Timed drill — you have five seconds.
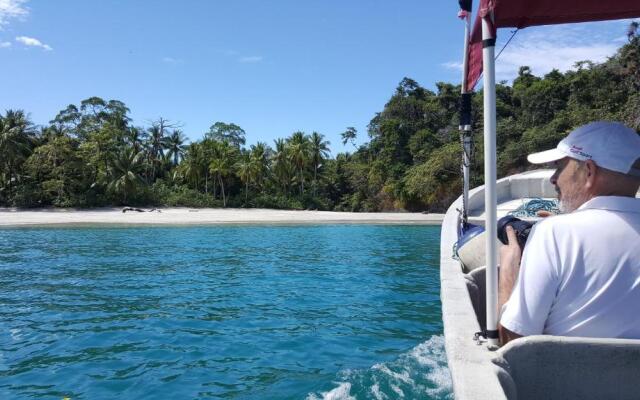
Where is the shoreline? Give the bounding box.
[0,207,444,227]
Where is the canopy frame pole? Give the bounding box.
[459,11,473,229]
[482,15,499,346]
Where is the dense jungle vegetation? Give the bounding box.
[1,37,639,212]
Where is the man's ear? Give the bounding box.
[584,160,598,189]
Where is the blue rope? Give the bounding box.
[508,198,559,218]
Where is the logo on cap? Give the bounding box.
[569,145,592,159]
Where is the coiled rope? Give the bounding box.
[508,198,559,218]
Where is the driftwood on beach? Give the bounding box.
[122,207,161,213]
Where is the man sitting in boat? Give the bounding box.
[497,121,640,344]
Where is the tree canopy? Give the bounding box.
[1,37,639,211]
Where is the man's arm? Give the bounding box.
[498,226,523,345]
[498,226,521,310]
[499,220,561,344]
[499,326,522,344]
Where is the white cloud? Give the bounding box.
[613,35,629,44]
[221,50,264,63]
[0,40,10,47]
[493,24,619,81]
[442,21,628,84]
[441,61,463,71]
[0,0,28,29]
[238,56,263,63]
[495,42,616,81]
[16,35,52,50]
[162,56,183,64]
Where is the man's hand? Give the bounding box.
[498,226,523,344]
[499,226,522,301]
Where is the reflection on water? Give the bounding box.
[0,225,450,399]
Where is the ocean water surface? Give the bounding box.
[0,224,451,399]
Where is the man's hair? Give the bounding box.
[591,161,640,196]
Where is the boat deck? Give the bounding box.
[440,169,640,400]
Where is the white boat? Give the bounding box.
[441,1,640,398]
[440,171,640,399]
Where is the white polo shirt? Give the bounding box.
[500,196,640,338]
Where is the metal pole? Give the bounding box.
[462,134,471,224]
[459,13,472,227]
[482,15,499,346]
[461,13,471,94]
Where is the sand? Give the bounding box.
[0,207,444,227]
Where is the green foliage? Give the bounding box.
[22,134,86,207]
[251,194,304,210]
[340,127,357,148]
[206,122,246,147]
[403,142,462,211]
[151,182,222,208]
[106,148,146,204]
[0,110,37,204]
[2,40,640,212]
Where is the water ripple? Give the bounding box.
[0,225,447,399]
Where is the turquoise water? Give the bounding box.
[0,225,451,399]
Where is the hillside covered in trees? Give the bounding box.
[1,38,639,212]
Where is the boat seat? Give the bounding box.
[507,171,556,199]
[493,335,640,400]
[464,266,487,332]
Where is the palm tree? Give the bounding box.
[272,138,292,195]
[146,124,164,181]
[165,129,187,165]
[249,142,269,191]
[235,153,253,205]
[107,148,145,204]
[126,126,147,153]
[180,143,202,190]
[0,110,36,201]
[201,139,218,195]
[309,131,330,196]
[180,142,205,191]
[146,118,175,181]
[209,141,235,207]
[340,127,358,149]
[287,131,310,195]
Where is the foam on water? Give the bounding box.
[307,382,356,400]
[307,335,453,400]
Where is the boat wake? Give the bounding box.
[307,335,452,400]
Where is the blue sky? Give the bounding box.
[0,1,634,153]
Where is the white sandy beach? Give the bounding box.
[0,208,444,227]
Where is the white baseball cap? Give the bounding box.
[527,121,640,177]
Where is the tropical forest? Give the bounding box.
[1,35,639,212]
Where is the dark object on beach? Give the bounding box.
[122,207,161,213]
[122,207,145,213]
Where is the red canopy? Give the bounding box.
[466,0,640,90]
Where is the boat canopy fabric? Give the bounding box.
[465,0,640,90]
